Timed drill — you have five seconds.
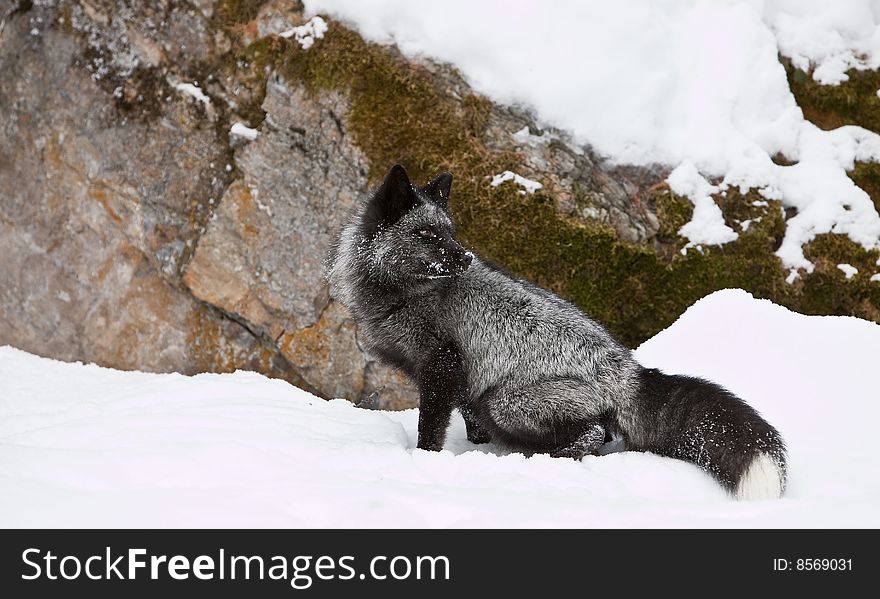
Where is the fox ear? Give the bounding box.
[422,172,453,210]
[372,164,416,226]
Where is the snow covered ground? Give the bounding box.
[304,0,880,275]
[2,289,878,528]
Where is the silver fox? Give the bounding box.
[327,164,787,500]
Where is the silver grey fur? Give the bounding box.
[327,176,641,448]
[327,166,787,498]
[447,261,641,439]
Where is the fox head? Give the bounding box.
[361,164,473,286]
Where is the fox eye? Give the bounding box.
[416,228,434,238]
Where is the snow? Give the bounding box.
[763,0,880,85]
[304,0,880,268]
[511,126,549,149]
[489,170,543,194]
[667,161,738,246]
[279,16,328,49]
[2,289,879,528]
[173,82,211,105]
[837,263,859,279]
[230,122,259,141]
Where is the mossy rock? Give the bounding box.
[849,162,880,213]
[655,190,693,242]
[799,234,880,320]
[784,58,880,132]
[233,21,880,347]
[783,57,880,214]
[214,0,271,32]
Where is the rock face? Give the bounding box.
[483,107,663,244]
[0,0,673,410]
[0,0,422,407]
[0,1,274,376]
[182,76,417,406]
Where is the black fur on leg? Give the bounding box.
[416,341,466,451]
[550,423,606,459]
[459,404,492,444]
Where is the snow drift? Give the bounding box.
[1,290,878,527]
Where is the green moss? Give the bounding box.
[453,185,797,345]
[799,234,880,320]
[274,25,511,188]
[783,56,880,212]
[223,35,283,127]
[784,57,880,132]
[214,0,269,32]
[654,189,692,242]
[240,23,880,346]
[849,162,880,213]
[570,182,589,210]
[567,191,792,345]
[781,57,880,321]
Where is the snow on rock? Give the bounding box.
[2,290,880,527]
[305,0,880,270]
[738,218,755,231]
[667,161,738,247]
[279,16,328,49]
[837,263,858,279]
[230,122,259,141]
[490,170,543,194]
[173,81,211,105]
[511,126,550,148]
[762,0,880,84]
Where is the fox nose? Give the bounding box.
[459,251,473,269]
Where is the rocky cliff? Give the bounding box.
[2,0,878,409]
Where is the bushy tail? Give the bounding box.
[620,368,787,500]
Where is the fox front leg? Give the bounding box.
[416,342,466,451]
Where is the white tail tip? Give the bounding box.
[736,453,785,500]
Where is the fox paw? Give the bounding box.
[550,424,605,460]
[466,429,492,444]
